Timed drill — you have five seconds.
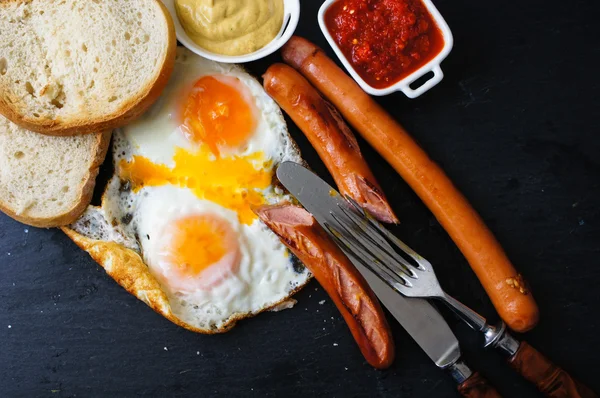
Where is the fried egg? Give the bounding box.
[67,48,310,333]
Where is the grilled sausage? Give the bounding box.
[263,63,397,223]
[255,204,395,369]
[281,36,539,333]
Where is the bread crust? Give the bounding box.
[0,0,177,137]
[0,129,112,227]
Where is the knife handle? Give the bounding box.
[457,372,503,398]
[508,342,597,398]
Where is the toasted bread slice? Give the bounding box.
[0,116,111,227]
[0,0,176,136]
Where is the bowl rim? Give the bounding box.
[318,0,454,98]
[161,0,300,64]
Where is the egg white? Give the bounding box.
[136,186,308,329]
[123,47,301,167]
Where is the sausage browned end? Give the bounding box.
[263,64,398,224]
[281,36,539,333]
[255,204,395,369]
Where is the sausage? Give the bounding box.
[263,64,398,224]
[255,204,395,369]
[282,36,539,333]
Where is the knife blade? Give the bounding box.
[277,161,480,385]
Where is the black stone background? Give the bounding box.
[1,0,599,397]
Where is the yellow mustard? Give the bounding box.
[175,0,285,56]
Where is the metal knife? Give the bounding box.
[277,161,501,397]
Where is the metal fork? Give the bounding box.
[325,196,519,355]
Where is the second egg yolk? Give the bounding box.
[157,214,241,291]
[180,75,257,157]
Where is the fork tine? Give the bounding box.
[340,199,399,252]
[336,238,412,295]
[325,222,414,290]
[330,210,418,282]
[327,213,414,285]
[335,203,421,279]
[344,196,432,272]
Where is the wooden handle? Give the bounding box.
[508,342,598,398]
[458,372,503,398]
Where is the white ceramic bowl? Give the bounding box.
[318,0,454,98]
[161,0,300,63]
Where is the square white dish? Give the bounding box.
[318,0,454,98]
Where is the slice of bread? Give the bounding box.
[0,0,176,136]
[0,116,111,227]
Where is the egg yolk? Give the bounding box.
[120,146,272,225]
[180,75,258,157]
[156,214,241,291]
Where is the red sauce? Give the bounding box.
[325,0,444,89]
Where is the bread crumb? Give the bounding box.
[319,300,325,305]
[333,343,338,347]
[164,347,168,351]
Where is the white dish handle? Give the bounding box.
[398,65,445,99]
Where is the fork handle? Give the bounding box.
[508,342,598,398]
[458,372,503,398]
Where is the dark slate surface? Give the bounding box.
[1,1,599,397]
